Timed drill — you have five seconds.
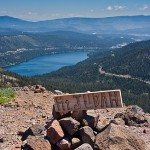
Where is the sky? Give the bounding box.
[0,0,150,21]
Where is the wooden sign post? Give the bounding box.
[54,90,123,112]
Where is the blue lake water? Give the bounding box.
[4,51,89,76]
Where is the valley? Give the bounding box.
[0,15,150,113]
[1,0,150,149]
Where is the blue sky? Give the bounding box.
[0,0,150,21]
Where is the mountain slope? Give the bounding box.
[35,40,150,112]
[0,69,38,88]
[0,15,150,33]
[0,31,103,67]
[0,31,136,67]
[101,40,150,80]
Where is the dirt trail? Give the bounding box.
[99,66,150,85]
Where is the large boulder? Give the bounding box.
[71,110,87,122]
[115,105,149,127]
[82,110,99,128]
[25,136,51,150]
[47,120,64,144]
[79,126,95,147]
[59,117,80,135]
[75,143,93,150]
[94,123,146,150]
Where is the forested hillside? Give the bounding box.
[35,40,150,112]
[0,69,37,88]
[100,40,150,80]
[0,31,135,67]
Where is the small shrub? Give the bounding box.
[0,88,16,103]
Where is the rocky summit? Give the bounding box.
[0,86,150,150]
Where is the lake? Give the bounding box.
[4,51,89,76]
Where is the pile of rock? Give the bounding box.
[114,105,150,127]
[20,105,149,150]
[14,85,46,93]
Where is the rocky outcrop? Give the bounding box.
[94,123,146,150]
[114,105,150,127]
[20,105,146,150]
[0,89,149,150]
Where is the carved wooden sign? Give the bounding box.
[54,90,123,112]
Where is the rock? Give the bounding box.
[82,110,99,128]
[75,143,93,150]
[94,123,146,150]
[43,93,49,97]
[21,124,45,141]
[34,85,46,93]
[10,147,21,150]
[59,117,80,136]
[144,115,150,126]
[143,128,150,134]
[114,106,149,127]
[71,138,82,149]
[71,110,87,122]
[34,88,42,93]
[110,118,125,126]
[56,138,71,150]
[10,142,22,150]
[79,126,95,147]
[127,105,144,113]
[54,90,63,95]
[47,120,64,144]
[35,85,41,89]
[26,136,51,150]
[0,137,4,143]
[52,105,71,120]
[23,86,30,91]
[95,115,108,132]
[40,87,46,92]
[45,116,54,129]
[29,124,45,136]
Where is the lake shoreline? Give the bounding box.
[4,50,90,77]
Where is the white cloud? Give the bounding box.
[107,6,113,11]
[106,5,126,11]
[140,4,149,10]
[114,6,126,11]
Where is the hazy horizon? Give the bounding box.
[0,0,150,21]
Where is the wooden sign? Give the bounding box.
[54,90,123,112]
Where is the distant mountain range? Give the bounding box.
[0,15,150,34]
